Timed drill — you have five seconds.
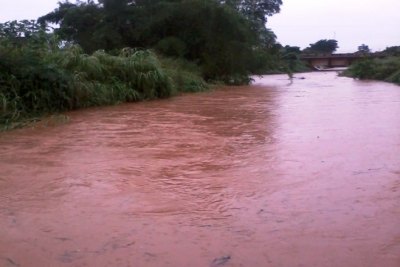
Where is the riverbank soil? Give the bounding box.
[0,72,399,266]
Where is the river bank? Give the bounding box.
[0,46,208,131]
[1,72,399,267]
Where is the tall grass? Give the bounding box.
[0,41,207,129]
[160,57,208,92]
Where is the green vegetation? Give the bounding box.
[303,39,339,54]
[252,45,310,75]
[0,20,206,129]
[344,46,400,84]
[358,44,371,54]
[38,0,282,83]
[344,55,400,85]
[1,0,293,129]
[382,46,400,57]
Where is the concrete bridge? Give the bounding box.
[300,53,367,69]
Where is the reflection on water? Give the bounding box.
[0,72,399,267]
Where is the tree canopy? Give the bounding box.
[382,46,400,56]
[358,44,370,53]
[303,39,339,54]
[38,0,282,82]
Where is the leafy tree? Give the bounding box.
[280,45,310,74]
[382,46,400,56]
[222,0,282,24]
[38,2,106,52]
[38,0,282,82]
[304,39,338,54]
[221,0,281,48]
[0,20,53,48]
[358,44,370,53]
[282,45,301,55]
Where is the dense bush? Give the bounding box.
[0,21,207,128]
[344,56,400,85]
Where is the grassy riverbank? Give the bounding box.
[0,0,296,131]
[343,56,400,85]
[0,41,207,130]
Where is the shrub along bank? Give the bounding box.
[343,56,400,85]
[0,24,207,130]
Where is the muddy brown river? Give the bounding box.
[0,72,399,267]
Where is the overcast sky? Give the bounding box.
[268,0,400,52]
[0,0,399,53]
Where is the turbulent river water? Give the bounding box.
[0,72,399,267]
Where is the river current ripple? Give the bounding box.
[0,72,399,266]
